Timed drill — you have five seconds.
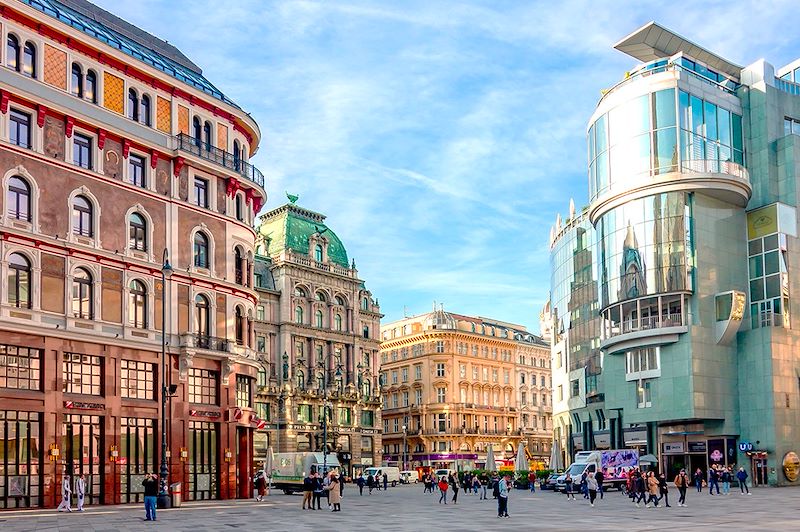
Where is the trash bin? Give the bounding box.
[170,482,182,508]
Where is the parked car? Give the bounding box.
[541,473,561,491]
[400,470,419,484]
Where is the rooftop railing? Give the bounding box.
[174,133,265,189]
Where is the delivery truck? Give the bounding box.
[270,452,341,494]
[556,449,638,492]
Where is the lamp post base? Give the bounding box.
[157,492,171,509]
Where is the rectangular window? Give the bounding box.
[503,370,509,384]
[62,352,102,395]
[401,367,408,382]
[521,391,527,405]
[415,389,422,405]
[257,336,266,352]
[391,370,398,384]
[188,368,218,405]
[194,178,208,208]
[473,367,479,380]
[625,347,661,380]
[637,379,652,408]
[236,375,252,408]
[436,363,445,377]
[492,369,498,382]
[337,407,351,425]
[0,344,41,390]
[392,393,398,408]
[256,306,265,321]
[120,359,154,400]
[128,154,146,187]
[402,391,409,406]
[255,401,270,421]
[435,341,444,353]
[9,110,31,149]
[361,410,374,427]
[557,385,563,402]
[73,133,93,169]
[436,387,446,403]
[460,363,466,378]
[361,436,373,454]
[483,367,488,381]
[570,379,580,398]
[297,404,312,423]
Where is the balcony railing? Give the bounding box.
[173,133,264,189]
[619,312,684,334]
[192,333,230,352]
[681,159,748,180]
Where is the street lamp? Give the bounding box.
[316,358,329,475]
[402,425,407,471]
[158,248,173,509]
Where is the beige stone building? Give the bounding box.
[251,199,383,477]
[379,308,552,472]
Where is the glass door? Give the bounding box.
[120,418,155,503]
[188,421,218,500]
[62,414,103,505]
[0,411,43,508]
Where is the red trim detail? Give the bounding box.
[225,177,240,198]
[37,105,47,128]
[0,92,9,114]
[65,116,75,138]
[122,139,131,159]
[97,129,106,149]
[173,156,185,177]
[150,150,159,169]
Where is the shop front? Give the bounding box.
[0,410,43,509]
[660,426,738,479]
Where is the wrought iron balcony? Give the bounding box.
[192,333,230,352]
[173,133,265,189]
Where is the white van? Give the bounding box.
[434,468,455,479]
[400,470,419,484]
[364,466,401,487]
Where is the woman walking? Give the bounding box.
[674,469,689,507]
[450,474,460,504]
[658,473,671,507]
[586,472,598,507]
[438,476,449,504]
[646,471,660,508]
[564,473,576,500]
[255,472,267,502]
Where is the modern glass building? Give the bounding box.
[549,22,800,486]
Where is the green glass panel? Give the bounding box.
[732,113,743,150]
[719,108,731,146]
[765,274,780,298]
[653,89,676,128]
[679,90,690,129]
[704,101,718,140]
[595,114,607,153]
[749,255,763,278]
[691,95,704,136]
[764,234,778,250]
[654,127,678,173]
[764,250,779,274]
[750,279,764,301]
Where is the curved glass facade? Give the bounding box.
[597,191,693,309]
[550,218,602,375]
[588,88,743,202]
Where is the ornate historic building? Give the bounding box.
[0,0,266,508]
[379,308,552,471]
[252,198,382,478]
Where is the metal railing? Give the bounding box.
[681,159,749,180]
[173,134,264,188]
[192,333,229,352]
[776,77,800,96]
[618,312,684,335]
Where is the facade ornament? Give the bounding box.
[179,352,194,381]
[222,358,235,384]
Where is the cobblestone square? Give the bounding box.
[1,484,796,531]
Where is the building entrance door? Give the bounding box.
[187,421,218,500]
[753,457,768,486]
[237,427,252,499]
[120,418,156,503]
[0,411,43,508]
[62,414,103,505]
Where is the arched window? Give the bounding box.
[314,244,323,262]
[72,267,93,319]
[195,294,210,337]
[193,232,209,268]
[129,279,147,328]
[203,121,212,148]
[234,247,244,284]
[335,295,345,306]
[315,291,326,303]
[7,176,31,221]
[192,117,202,145]
[141,94,151,126]
[235,194,243,221]
[233,140,241,170]
[334,313,343,332]
[315,310,323,328]
[296,370,305,390]
[22,42,35,78]
[362,297,369,310]
[7,252,31,308]
[71,63,83,98]
[129,212,147,251]
[6,35,20,71]
[294,286,307,298]
[235,306,245,345]
[85,70,97,103]
[295,306,304,324]
[127,89,139,121]
[72,195,93,237]
[362,380,371,398]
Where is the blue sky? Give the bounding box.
[96,0,800,332]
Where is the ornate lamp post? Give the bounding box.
[316,358,329,475]
[402,425,407,470]
[158,248,173,509]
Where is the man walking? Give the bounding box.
[480,473,488,499]
[594,469,604,500]
[693,468,704,493]
[383,471,388,491]
[528,471,536,493]
[497,474,510,518]
[721,467,731,495]
[450,473,460,504]
[708,466,720,495]
[674,468,690,507]
[302,470,314,510]
[75,474,86,512]
[375,472,382,491]
[356,473,365,496]
[367,473,375,495]
[57,473,72,512]
[142,472,158,521]
[736,467,750,494]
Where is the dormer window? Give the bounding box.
[314,244,323,263]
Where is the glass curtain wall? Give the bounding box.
[0,411,42,508]
[588,88,743,201]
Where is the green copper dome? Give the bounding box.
[257,203,350,269]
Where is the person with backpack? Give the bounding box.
[367,473,375,495]
[586,472,599,507]
[356,473,365,496]
[491,473,500,499]
[438,476,449,504]
[580,471,588,499]
[497,474,510,518]
[674,468,690,507]
[657,472,671,507]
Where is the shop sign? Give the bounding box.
[739,442,754,452]
[361,429,378,435]
[64,401,104,410]
[361,458,373,465]
[189,409,221,419]
[687,441,706,453]
[783,452,800,482]
[663,442,685,454]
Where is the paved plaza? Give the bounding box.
[0,484,797,531]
